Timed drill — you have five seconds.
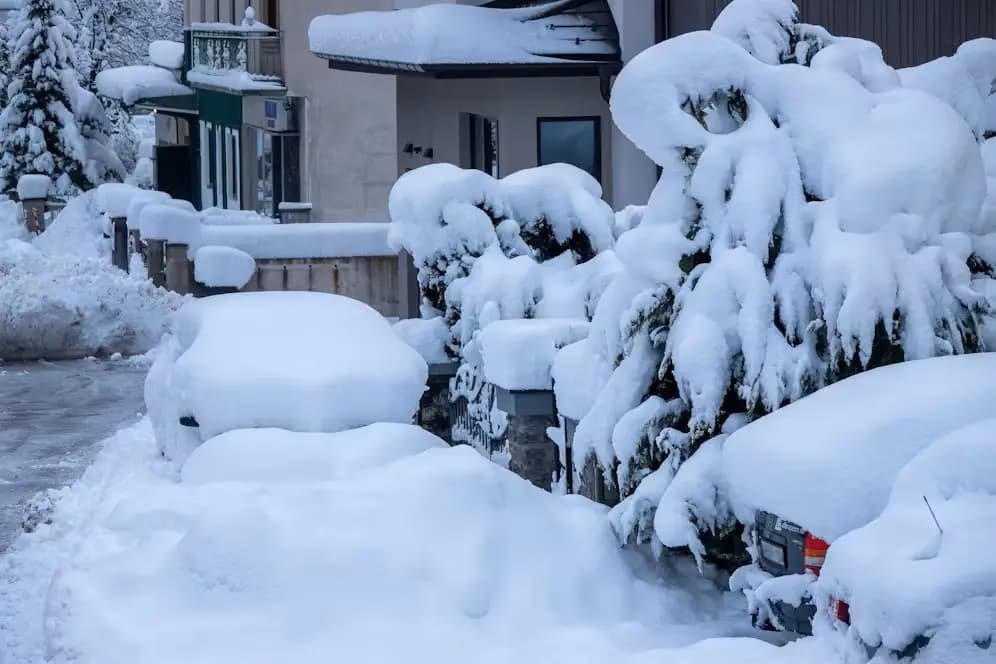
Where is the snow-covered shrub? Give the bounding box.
[389,163,617,454]
[561,0,995,568]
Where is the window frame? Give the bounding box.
[535,115,602,184]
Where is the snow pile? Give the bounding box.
[148,39,184,70]
[16,174,50,200]
[480,318,590,391]
[96,65,193,106]
[146,292,428,461]
[818,417,996,658]
[181,424,448,484]
[551,0,996,562]
[192,245,256,289]
[722,354,996,542]
[308,1,617,66]
[199,221,394,259]
[0,416,757,664]
[0,237,182,360]
[139,203,202,245]
[393,316,450,364]
[200,206,276,226]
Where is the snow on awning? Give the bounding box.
[96,66,193,106]
[308,0,620,76]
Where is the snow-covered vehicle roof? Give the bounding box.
[146,292,429,461]
[819,418,996,656]
[308,0,620,75]
[722,354,996,542]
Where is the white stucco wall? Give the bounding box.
[281,0,398,222]
[397,75,615,203]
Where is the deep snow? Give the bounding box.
[0,193,182,361]
[0,419,805,664]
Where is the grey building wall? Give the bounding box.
[396,75,615,202]
[662,0,996,68]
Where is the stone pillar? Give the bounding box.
[398,250,421,320]
[579,455,620,507]
[506,413,559,491]
[22,198,46,235]
[165,243,194,295]
[111,217,129,272]
[496,387,559,491]
[418,362,458,443]
[147,239,167,288]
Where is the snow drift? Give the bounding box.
[145,292,428,462]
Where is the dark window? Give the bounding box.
[537,116,601,182]
[468,114,499,177]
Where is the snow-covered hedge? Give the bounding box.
[389,162,619,454]
[548,0,996,569]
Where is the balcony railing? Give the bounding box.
[187,26,284,92]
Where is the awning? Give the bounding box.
[96,66,194,107]
[308,0,620,77]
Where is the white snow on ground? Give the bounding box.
[0,192,182,361]
[146,292,428,462]
[0,418,793,664]
[817,418,996,658]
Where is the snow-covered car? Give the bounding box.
[722,354,996,636]
[146,291,429,462]
[818,419,996,661]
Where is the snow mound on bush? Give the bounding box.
[0,238,182,360]
[818,417,996,654]
[146,292,428,462]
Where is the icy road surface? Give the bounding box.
[0,359,146,551]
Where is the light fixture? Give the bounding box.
[402,143,414,154]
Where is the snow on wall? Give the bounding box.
[148,40,184,70]
[192,245,256,289]
[16,174,50,200]
[479,318,590,391]
[199,222,395,259]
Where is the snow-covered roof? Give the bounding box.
[309,0,620,75]
[95,65,193,106]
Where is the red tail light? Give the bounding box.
[830,597,851,624]
[804,533,829,575]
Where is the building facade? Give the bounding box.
[119,0,994,221]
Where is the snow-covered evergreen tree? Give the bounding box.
[565,0,995,569]
[0,0,90,193]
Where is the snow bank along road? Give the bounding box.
[0,359,146,551]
